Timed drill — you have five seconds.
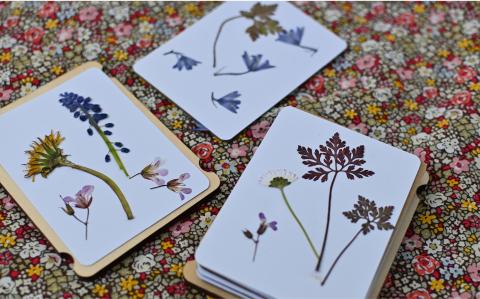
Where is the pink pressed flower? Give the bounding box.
[113,23,133,38]
[228,144,248,158]
[339,77,356,89]
[451,91,472,105]
[456,66,476,84]
[429,11,445,25]
[449,157,470,174]
[397,68,414,80]
[62,185,94,209]
[169,220,193,237]
[356,54,377,70]
[348,123,368,135]
[166,173,192,200]
[78,6,100,22]
[422,86,438,99]
[37,2,59,18]
[57,28,74,42]
[468,263,480,282]
[250,120,270,139]
[24,27,45,44]
[0,88,13,102]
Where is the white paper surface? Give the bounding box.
[0,68,209,265]
[196,107,420,298]
[134,2,346,140]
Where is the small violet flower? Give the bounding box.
[164,50,201,71]
[276,27,317,55]
[129,158,168,185]
[243,212,278,262]
[211,91,241,114]
[60,185,94,240]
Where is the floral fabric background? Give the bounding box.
[0,1,479,298]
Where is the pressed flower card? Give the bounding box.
[0,62,219,277]
[133,2,346,140]
[193,107,428,298]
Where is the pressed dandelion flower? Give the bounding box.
[25,131,66,181]
[25,131,134,220]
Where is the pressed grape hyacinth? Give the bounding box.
[59,92,131,177]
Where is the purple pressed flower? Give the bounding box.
[62,185,94,210]
[211,91,241,114]
[151,172,193,200]
[60,185,94,240]
[164,50,201,71]
[276,27,317,54]
[130,158,168,184]
[166,173,192,200]
[259,212,278,231]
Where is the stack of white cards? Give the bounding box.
[189,107,428,298]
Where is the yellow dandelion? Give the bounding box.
[25,131,134,219]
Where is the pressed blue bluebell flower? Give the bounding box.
[211,91,241,114]
[59,92,130,177]
[214,51,275,76]
[276,27,317,55]
[164,50,201,71]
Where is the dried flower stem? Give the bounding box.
[321,228,362,285]
[279,187,318,259]
[316,172,338,272]
[212,15,242,68]
[61,161,134,220]
[71,208,90,240]
[252,237,260,262]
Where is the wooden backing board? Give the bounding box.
[0,62,220,277]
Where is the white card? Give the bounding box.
[196,107,420,298]
[134,2,346,140]
[0,66,210,266]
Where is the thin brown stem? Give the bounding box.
[150,184,167,190]
[315,171,338,272]
[213,15,242,68]
[252,237,260,262]
[321,229,363,285]
[129,173,141,179]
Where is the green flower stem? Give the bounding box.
[78,106,129,177]
[62,161,134,220]
[280,187,318,259]
[321,228,362,285]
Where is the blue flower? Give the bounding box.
[59,92,130,176]
[164,50,201,71]
[214,51,274,76]
[242,52,274,72]
[211,91,241,114]
[276,27,317,54]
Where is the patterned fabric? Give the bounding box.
[0,2,479,298]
